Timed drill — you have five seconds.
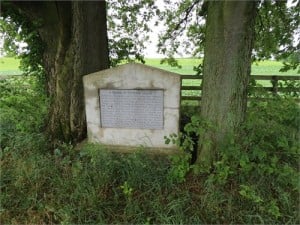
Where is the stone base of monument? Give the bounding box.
[100,145,179,155]
[76,139,180,155]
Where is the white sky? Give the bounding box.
[143,24,165,58]
[143,0,166,58]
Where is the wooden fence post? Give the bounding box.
[271,75,279,95]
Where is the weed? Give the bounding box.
[120,181,134,200]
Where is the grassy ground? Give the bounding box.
[0,57,22,75]
[144,58,299,75]
[145,58,202,75]
[1,56,299,76]
[251,60,299,75]
[144,58,299,88]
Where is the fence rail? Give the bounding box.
[181,75,300,101]
[2,74,299,101]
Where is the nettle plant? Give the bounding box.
[164,115,212,182]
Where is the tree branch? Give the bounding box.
[173,0,203,32]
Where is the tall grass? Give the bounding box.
[1,67,299,224]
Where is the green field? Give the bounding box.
[0,56,299,78]
[0,57,22,75]
[145,58,299,76]
[145,58,299,88]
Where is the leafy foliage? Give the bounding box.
[158,0,206,58]
[158,0,300,72]
[0,8,45,87]
[254,0,300,72]
[0,76,48,149]
[106,0,159,66]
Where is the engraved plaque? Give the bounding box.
[99,89,164,129]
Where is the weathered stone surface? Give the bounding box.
[83,63,181,151]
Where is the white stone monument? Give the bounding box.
[83,63,181,152]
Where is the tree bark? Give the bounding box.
[5,1,110,145]
[197,1,257,166]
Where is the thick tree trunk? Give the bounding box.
[46,1,110,145]
[197,1,257,166]
[7,1,110,145]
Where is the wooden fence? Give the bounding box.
[2,74,299,102]
[181,75,300,102]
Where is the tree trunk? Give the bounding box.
[47,1,110,145]
[7,1,110,145]
[197,1,257,166]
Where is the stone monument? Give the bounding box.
[83,63,181,152]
